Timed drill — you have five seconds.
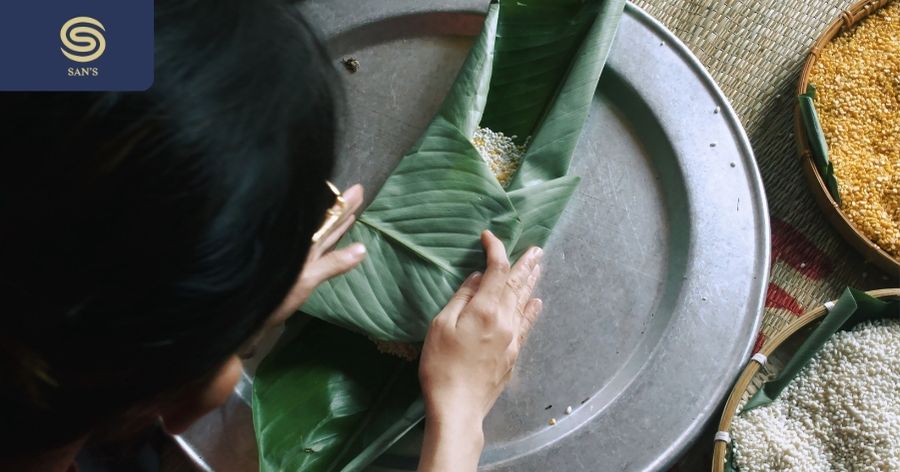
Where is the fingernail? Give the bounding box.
[531,247,544,259]
[534,298,543,312]
[466,271,482,283]
[350,243,367,257]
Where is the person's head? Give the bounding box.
[0,0,339,457]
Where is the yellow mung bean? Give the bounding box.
[809,1,900,259]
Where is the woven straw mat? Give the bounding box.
[628,0,897,469]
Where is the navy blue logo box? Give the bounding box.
[0,0,153,91]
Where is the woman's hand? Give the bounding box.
[417,230,544,472]
[270,184,367,325]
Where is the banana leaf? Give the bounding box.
[253,1,625,470]
[798,84,841,205]
[303,0,626,342]
[742,288,898,412]
[252,318,423,472]
[724,288,900,472]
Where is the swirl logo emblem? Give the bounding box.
[60,17,106,63]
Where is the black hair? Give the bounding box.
[0,0,337,454]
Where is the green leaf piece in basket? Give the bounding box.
[798,84,841,205]
[301,0,626,343]
[741,287,898,412]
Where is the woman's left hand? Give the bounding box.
[270,184,366,324]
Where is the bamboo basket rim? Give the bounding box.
[793,0,899,275]
[710,287,900,472]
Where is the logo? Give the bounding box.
[60,16,106,63]
[0,0,152,91]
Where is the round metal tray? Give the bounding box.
[177,2,770,470]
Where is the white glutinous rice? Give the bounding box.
[731,319,900,472]
[472,127,526,188]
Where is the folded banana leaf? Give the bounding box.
[798,84,841,205]
[253,1,625,470]
[253,318,424,472]
[303,0,626,342]
[724,288,900,472]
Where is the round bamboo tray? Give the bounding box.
[710,287,900,472]
[794,0,899,275]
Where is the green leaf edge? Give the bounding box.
[798,84,841,205]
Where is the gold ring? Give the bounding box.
[311,181,347,243]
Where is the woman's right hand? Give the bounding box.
[417,230,544,472]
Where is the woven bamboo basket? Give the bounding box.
[794,0,899,275]
[710,287,900,471]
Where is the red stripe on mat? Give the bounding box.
[770,217,833,280]
[752,331,766,353]
[765,283,804,316]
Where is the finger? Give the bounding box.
[502,247,543,318]
[331,185,363,233]
[525,263,541,298]
[518,298,543,345]
[504,264,540,334]
[342,183,364,214]
[505,340,520,370]
[500,355,516,385]
[301,243,366,288]
[471,230,510,305]
[309,184,364,256]
[307,214,356,262]
[438,272,482,327]
[517,263,541,315]
[317,213,356,253]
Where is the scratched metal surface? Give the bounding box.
[177,2,770,471]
